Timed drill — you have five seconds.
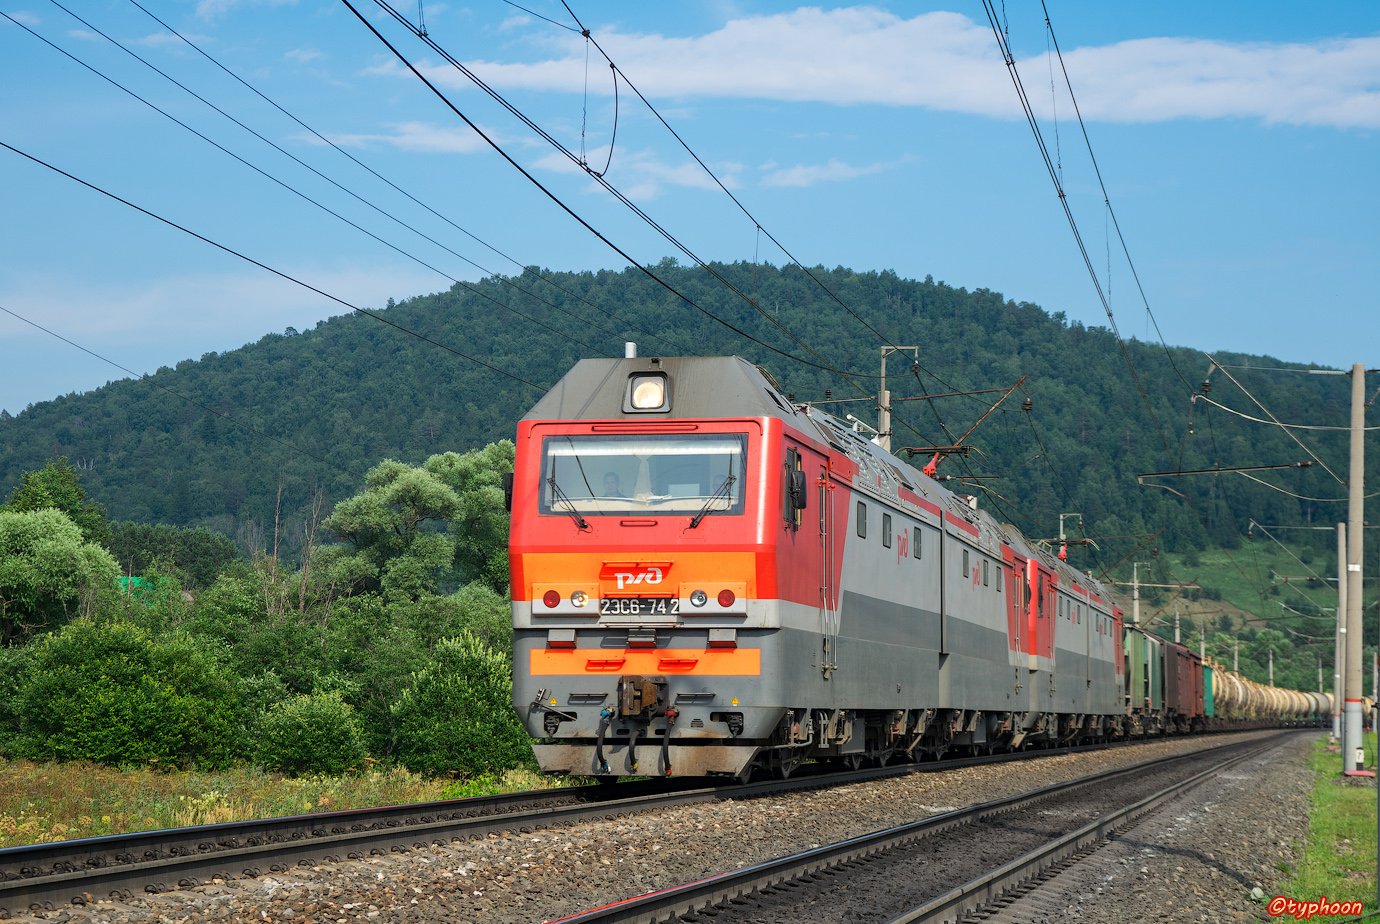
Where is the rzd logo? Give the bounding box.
[614,567,663,590]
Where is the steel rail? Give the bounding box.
[548,733,1289,924]
[888,741,1273,923]
[0,730,1281,917]
[0,738,1119,916]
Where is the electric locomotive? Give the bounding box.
[508,350,1141,779]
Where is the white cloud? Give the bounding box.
[285,47,324,64]
[319,121,491,155]
[444,6,1380,129]
[0,265,441,346]
[1055,36,1380,128]
[6,10,40,26]
[455,9,1012,109]
[761,156,908,188]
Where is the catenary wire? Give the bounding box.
[1194,393,1380,432]
[1039,0,1197,398]
[345,0,864,377]
[1235,471,1380,504]
[983,5,1312,607]
[556,0,1010,471]
[0,304,341,472]
[18,6,608,355]
[556,0,926,362]
[121,0,690,357]
[1207,353,1346,485]
[358,0,883,382]
[979,0,1169,461]
[0,138,550,393]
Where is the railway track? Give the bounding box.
[549,731,1296,924]
[1,737,1151,917]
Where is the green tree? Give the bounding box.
[423,442,514,594]
[16,619,245,768]
[3,457,111,546]
[107,521,239,588]
[0,508,119,645]
[321,460,461,600]
[255,692,366,776]
[391,631,533,777]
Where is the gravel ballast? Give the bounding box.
[977,731,1319,924]
[11,730,1314,924]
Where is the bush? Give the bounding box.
[255,692,367,776]
[16,619,244,768]
[0,645,29,757]
[392,631,533,777]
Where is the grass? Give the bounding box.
[1154,544,1366,627]
[1278,732,1379,914]
[0,758,567,848]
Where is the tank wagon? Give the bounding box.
[509,354,1329,779]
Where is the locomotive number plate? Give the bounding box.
[600,597,680,616]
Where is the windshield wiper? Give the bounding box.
[547,477,590,530]
[689,475,736,529]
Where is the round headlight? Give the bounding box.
[631,377,666,409]
[571,590,589,608]
[542,590,561,608]
[717,589,736,607]
[690,589,708,607]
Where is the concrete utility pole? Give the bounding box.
[877,346,917,453]
[1344,362,1367,774]
[1336,522,1347,741]
[1269,647,1274,687]
[1174,609,1181,644]
[1234,639,1239,672]
[1131,562,1150,626]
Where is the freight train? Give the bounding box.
[508,353,1330,779]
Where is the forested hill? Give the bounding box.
[0,261,1365,562]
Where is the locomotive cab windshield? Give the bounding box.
[540,432,747,518]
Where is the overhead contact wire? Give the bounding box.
[0,139,549,393]
[122,0,690,356]
[344,0,880,380]
[11,8,603,354]
[0,304,345,472]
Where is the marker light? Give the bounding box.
[542,590,561,608]
[571,590,589,608]
[625,372,670,412]
[690,589,708,608]
[717,589,736,607]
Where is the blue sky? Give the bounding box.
[1,1,1376,416]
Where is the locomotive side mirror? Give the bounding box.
[789,469,808,511]
[502,472,514,512]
